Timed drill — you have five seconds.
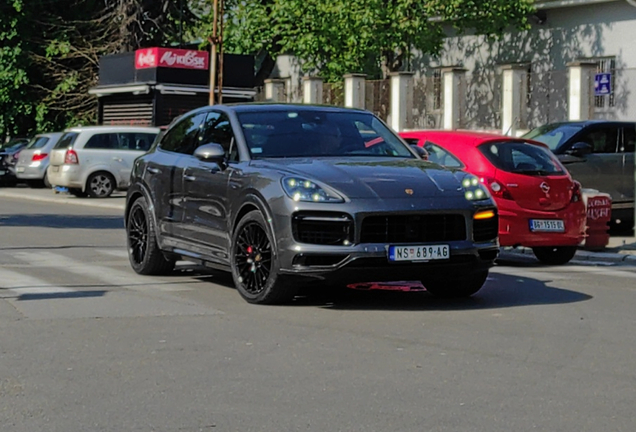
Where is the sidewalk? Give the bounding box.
[501,235,636,265]
[2,186,635,265]
[0,187,126,210]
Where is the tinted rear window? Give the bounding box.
[54,132,79,149]
[26,136,50,150]
[478,141,565,176]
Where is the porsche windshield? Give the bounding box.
[238,110,415,159]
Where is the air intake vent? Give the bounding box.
[360,214,466,243]
[292,212,354,245]
[473,212,499,242]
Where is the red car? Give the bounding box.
[399,130,586,265]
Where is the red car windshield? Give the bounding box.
[478,141,565,176]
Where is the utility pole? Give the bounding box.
[208,0,224,105]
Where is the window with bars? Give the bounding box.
[593,57,616,108]
[432,69,442,111]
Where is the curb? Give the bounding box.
[0,189,125,211]
[500,246,636,265]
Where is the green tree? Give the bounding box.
[0,0,197,140]
[195,0,535,83]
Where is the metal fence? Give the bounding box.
[322,82,345,107]
[458,70,503,131]
[412,76,443,129]
[364,79,391,122]
[521,69,569,131]
[248,67,636,130]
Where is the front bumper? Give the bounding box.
[271,196,499,283]
[497,200,586,247]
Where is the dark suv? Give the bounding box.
[125,104,499,304]
[523,120,635,223]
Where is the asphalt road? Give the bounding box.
[1,196,636,432]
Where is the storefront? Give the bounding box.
[89,47,256,127]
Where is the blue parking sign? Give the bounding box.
[594,73,612,96]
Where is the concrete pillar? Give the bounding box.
[389,72,414,132]
[501,64,529,136]
[442,67,466,130]
[344,74,367,109]
[303,76,323,104]
[568,61,597,121]
[264,79,286,102]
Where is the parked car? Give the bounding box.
[0,138,30,186]
[15,132,63,188]
[522,120,636,225]
[400,130,586,265]
[125,104,500,304]
[47,126,160,198]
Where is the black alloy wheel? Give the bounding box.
[127,197,175,275]
[231,210,297,304]
[235,221,273,295]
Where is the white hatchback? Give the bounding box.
[47,126,160,198]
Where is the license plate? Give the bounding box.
[0,170,5,175]
[51,166,60,172]
[529,219,565,232]
[16,166,25,173]
[388,244,450,262]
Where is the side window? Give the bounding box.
[83,133,120,150]
[576,127,619,153]
[159,112,207,155]
[622,126,635,153]
[119,133,157,151]
[199,111,238,161]
[423,141,463,168]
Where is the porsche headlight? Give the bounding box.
[461,174,491,201]
[282,177,344,203]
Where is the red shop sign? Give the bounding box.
[135,47,209,70]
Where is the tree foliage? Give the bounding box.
[198,0,536,82]
[0,0,195,140]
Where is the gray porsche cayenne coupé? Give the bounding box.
[125,104,499,304]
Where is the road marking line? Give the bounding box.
[0,268,75,296]
[12,251,197,292]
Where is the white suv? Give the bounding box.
[47,126,160,198]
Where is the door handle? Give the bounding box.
[184,175,196,182]
[146,167,160,174]
[112,157,123,162]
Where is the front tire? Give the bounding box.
[423,269,489,298]
[87,171,115,198]
[230,210,297,304]
[532,246,577,265]
[127,197,175,275]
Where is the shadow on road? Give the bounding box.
[0,214,123,229]
[288,272,592,311]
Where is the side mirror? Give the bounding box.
[566,142,592,157]
[410,144,429,160]
[194,143,226,164]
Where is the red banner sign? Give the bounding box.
[135,47,209,70]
